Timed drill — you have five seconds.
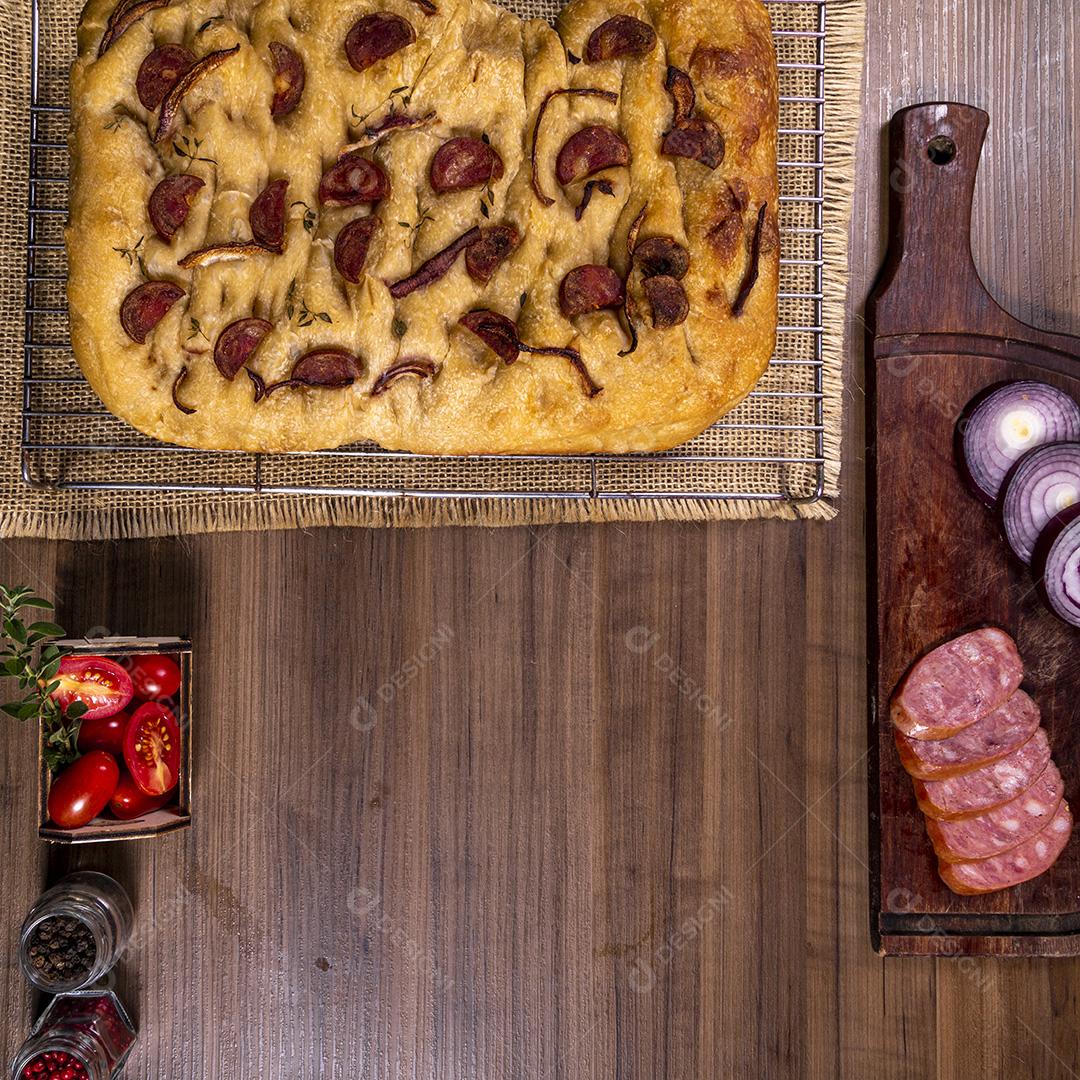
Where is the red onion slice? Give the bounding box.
[1032,503,1080,628]
[1000,441,1080,563]
[957,381,1080,505]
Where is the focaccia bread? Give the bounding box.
[68,0,778,453]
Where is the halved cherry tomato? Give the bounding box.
[48,751,119,828]
[129,654,181,701]
[51,657,133,720]
[108,770,174,820]
[124,702,182,796]
[76,710,130,756]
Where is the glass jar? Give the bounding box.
[8,989,137,1080]
[18,873,134,993]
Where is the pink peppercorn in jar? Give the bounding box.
[9,990,136,1080]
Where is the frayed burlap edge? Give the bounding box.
[0,0,863,539]
[1,491,832,539]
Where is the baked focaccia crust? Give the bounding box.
[68,0,778,453]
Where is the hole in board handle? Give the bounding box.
[926,135,957,165]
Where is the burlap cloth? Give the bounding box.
[0,0,864,539]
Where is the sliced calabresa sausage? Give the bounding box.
[585,15,657,62]
[148,174,204,242]
[459,310,602,397]
[559,265,624,317]
[643,275,689,328]
[890,627,1023,740]
[250,178,287,252]
[334,216,380,284]
[269,41,305,117]
[894,689,1041,780]
[530,88,618,206]
[635,236,689,280]
[912,727,1051,821]
[556,125,630,185]
[430,137,504,194]
[925,761,1064,862]
[938,799,1073,895]
[662,117,725,170]
[120,281,184,343]
[136,44,195,111]
[345,13,415,73]
[263,349,361,397]
[661,66,724,170]
[319,152,390,206]
[465,225,519,284]
[459,310,520,363]
[214,317,272,379]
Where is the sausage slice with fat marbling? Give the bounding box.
[894,689,1041,780]
[912,726,1051,821]
[890,627,1023,740]
[926,761,1064,862]
[938,800,1073,895]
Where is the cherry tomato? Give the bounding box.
[76,709,130,756]
[47,751,119,828]
[124,702,182,796]
[108,770,174,820]
[51,656,133,720]
[128,654,181,700]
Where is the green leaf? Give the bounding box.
[27,622,65,637]
[1,703,24,718]
[16,700,39,720]
[22,598,54,611]
[65,700,88,720]
[41,656,61,681]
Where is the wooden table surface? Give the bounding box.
[2,1,1079,1076]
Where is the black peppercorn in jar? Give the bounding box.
[8,989,136,1080]
[18,873,133,993]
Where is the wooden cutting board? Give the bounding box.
[867,102,1080,955]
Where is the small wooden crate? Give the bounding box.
[38,637,192,843]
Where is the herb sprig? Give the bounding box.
[397,204,433,241]
[172,134,218,172]
[0,586,83,773]
[350,85,412,128]
[285,279,331,327]
[113,235,145,271]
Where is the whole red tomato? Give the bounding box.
[108,771,173,820]
[76,710,130,756]
[128,654,181,700]
[48,751,119,829]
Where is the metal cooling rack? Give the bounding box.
[22,0,827,502]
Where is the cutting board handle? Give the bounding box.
[868,102,1016,338]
